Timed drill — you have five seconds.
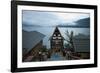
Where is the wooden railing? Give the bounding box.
[66,51,81,60]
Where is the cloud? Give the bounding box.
[22,11,63,26]
[22,10,90,28]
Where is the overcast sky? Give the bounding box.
[22,10,90,26]
[22,10,90,48]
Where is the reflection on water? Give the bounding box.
[49,53,64,61]
[23,27,90,49]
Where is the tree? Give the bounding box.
[65,30,75,52]
[64,43,70,49]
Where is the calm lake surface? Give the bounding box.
[23,27,90,49]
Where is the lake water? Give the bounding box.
[23,26,90,49]
[49,53,65,61]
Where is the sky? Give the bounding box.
[22,10,90,27]
[22,10,90,48]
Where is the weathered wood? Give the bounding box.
[50,27,64,52]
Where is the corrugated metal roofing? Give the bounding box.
[22,30,45,53]
[73,34,90,52]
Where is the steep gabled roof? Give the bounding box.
[73,34,90,52]
[49,27,64,40]
[22,30,45,53]
[53,27,61,36]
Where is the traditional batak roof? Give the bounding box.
[49,27,64,40]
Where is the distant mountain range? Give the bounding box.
[23,17,90,28]
[22,22,42,27]
[57,17,90,28]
